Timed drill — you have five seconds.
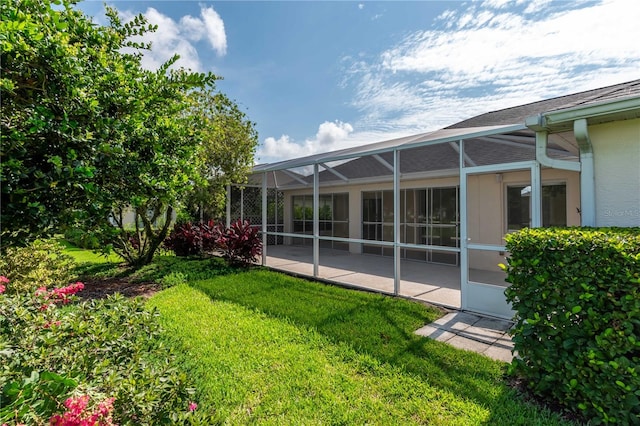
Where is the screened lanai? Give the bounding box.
[227,124,582,318]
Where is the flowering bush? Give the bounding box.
[50,395,115,426]
[0,277,201,425]
[35,282,85,310]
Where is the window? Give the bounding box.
[291,193,349,249]
[362,191,384,254]
[362,187,459,264]
[507,184,567,231]
[292,195,313,235]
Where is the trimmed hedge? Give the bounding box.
[503,228,640,424]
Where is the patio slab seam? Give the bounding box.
[415,311,515,362]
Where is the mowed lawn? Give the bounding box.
[132,259,576,425]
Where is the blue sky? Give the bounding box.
[78,0,640,165]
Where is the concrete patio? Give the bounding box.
[264,244,508,310]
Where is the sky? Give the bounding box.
[77,0,640,165]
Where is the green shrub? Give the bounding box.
[160,271,188,289]
[64,227,102,250]
[0,239,77,294]
[0,279,200,425]
[503,227,640,424]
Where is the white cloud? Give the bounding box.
[259,134,310,162]
[523,0,554,14]
[342,0,640,139]
[200,7,227,56]
[316,121,354,146]
[483,0,512,9]
[119,5,227,71]
[258,121,357,164]
[358,3,365,10]
[180,15,206,40]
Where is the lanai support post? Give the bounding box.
[459,140,469,310]
[262,173,267,266]
[313,164,319,277]
[240,188,244,222]
[393,149,400,296]
[226,184,231,228]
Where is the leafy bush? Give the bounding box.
[0,278,200,425]
[164,220,263,266]
[0,239,77,294]
[503,227,640,424]
[160,271,188,289]
[164,221,217,257]
[214,219,262,266]
[64,227,102,250]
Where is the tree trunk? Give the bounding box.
[139,205,174,265]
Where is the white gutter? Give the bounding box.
[526,94,640,227]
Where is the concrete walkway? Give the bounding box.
[415,311,515,362]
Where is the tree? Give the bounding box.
[182,90,258,223]
[1,0,126,247]
[1,0,256,265]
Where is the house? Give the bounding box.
[226,80,640,319]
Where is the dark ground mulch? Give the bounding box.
[79,277,161,300]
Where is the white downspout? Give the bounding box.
[534,130,581,172]
[574,119,596,226]
[531,116,595,227]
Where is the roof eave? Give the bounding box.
[526,96,640,133]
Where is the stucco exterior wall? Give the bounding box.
[590,118,640,227]
[466,168,580,272]
[278,168,579,270]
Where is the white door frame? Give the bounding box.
[459,142,541,318]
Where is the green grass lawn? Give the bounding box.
[57,239,122,264]
[72,251,574,424]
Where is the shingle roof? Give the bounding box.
[302,133,575,185]
[447,79,640,129]
[252,79,639,185]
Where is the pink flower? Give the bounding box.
[49,395,115,426]
[0,276,9,284]
[65,395,90,416]
[37,282,86,306]
[52,282,85,302]
[0,284,5,294]
[43,321,62,329]
[188,401,198,412]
